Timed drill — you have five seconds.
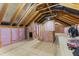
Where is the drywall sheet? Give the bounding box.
[1,28,11,46]
[12,28,19,43]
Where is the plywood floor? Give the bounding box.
[0,39,57,56]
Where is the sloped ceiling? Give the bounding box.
[33,3,79,27]
[2,3,19,22]
[60,3,79,10]
[0,4,3,11]
[0,3,37,26]
[0,3,79,27]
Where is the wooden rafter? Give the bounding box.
[18,4,38,26]
[22,3,79,27]
[46,3,53,15]
[23,11,40,27]
[62,13,79,23]
[37,3,58,11]
[62,15,79,24]
[58,16,75,25]
[55,18,71,26]
[0,3,9,23]
[35,10,63,23]
[10,4,26,25]
[35,14,44,22]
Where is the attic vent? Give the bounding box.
[20,24,23,26]
[1,22,11,25]
[12,23,17,26]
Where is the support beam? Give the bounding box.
[37,3,58,11]
[46,3,53,15]
[23,3,79,27]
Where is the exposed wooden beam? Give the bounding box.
[37,4,58,11]
[35,15,44,22]
[18,4,38,26]
[55,18,71,26]
[10,4,26,25]
[0,3,9,24]
[62,15,79,24]
[35,10,64,23]
[23,3,79,27]
[58,16,75,25]
[63,12,79,22]
[23,11,40,27]
[46,3,53,15]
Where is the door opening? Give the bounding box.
[29,32,33,38]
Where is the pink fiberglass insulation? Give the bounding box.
[0,28,11,46]
[12,28,19,43]
[77,24,79,32]
[44,21,55,31]
[19,28,25,40]
[43,31,47,41]
[33,23,38,39]
[33,31,37,39]
[22,28,25,40]
[61,28,64,33]
[37,23,54,42]
[43,31,53,42]
[64,27,70,35]
[44,32,49,42]
[48,32,53,42]
[19,28,23,41]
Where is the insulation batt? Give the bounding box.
[1,28,11,46]
[0,27,25,47]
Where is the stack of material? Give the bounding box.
[0,26,25,48]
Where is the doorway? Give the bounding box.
[29,32,33,39]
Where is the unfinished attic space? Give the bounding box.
[0,3,79,56]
